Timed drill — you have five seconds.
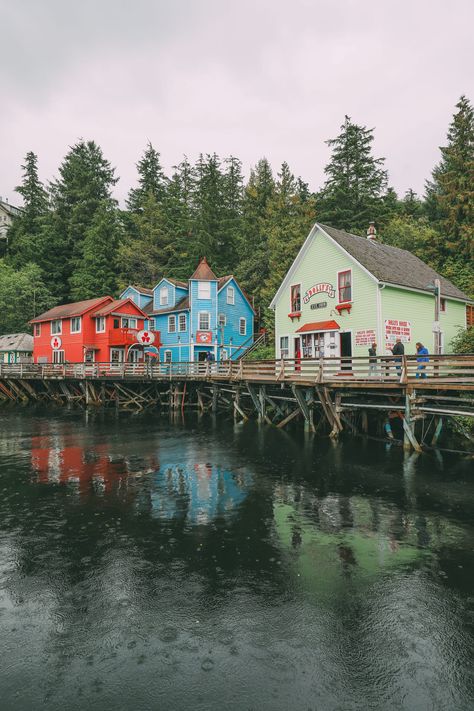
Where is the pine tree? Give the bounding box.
[162,157,196,279]
[127,142,167,213]
[192,153,226,270]
[425,95,474,262]
[0,260,56,332]
[317,116,389,232]
[220,156,244,273]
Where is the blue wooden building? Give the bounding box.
[121,258,254,362]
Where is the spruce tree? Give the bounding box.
[221,156,244,273]
[0,260,56,332]
[317,116,389,232]
[127,142,167,213]
[192,153,226,270]
[162,157,196,279]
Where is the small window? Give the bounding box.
[218,313,226,328]
[280,336,289,358]
[178,313,186,332]
[96,317,105,333]
[168,315,176,333]
[52,350,65,364]
[113,318,120,329]
[199,312,210,330]
[70,316,81,333]
[440,298,446,313]
[239,317,246,336]
[149,318,155,330]
[121,317,137,329]
[338,270,352,303]
[198,281,211,299]
[51,319,62,335]
[164,350,172,363]
[227,286,235,305]
[34,323,41,337]
[160,286,168,306]
[290,284,301,313]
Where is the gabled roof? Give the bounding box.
[217,275,255,313]
[31,296,111,323]
[189,257,218,281]
[92,298,148,317]
[129,285,153,295]
[167,277,188,289]
[0,332,33,352]
[270,222,470,307]
[0,199,23,218]
[144,296,190,315]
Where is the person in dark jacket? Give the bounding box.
[415,342,429,378]
[390,338,404,375]
[368,342,377,376]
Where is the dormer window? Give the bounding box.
[160,286,168,306]
[198,281,211,299]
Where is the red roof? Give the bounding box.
[189,257,218,281]
[92,298,148,317]
[31,296,112,323]
[295,320,340,333]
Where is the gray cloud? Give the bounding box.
[1,0,473,205]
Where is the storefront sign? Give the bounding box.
[310,301,327,310]
[196,331,213,344]
[303,283,335,304]
[137,330,155,345]
[384,319,411,343]
[355,329,376,346]
[50,336,62,349]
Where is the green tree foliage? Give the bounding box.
[162,157,196,279]
[450,326,474,354]
[126,142,168,213]
[317,116,390,232]
[0,260,56,333]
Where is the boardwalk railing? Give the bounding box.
[0,354,473,385]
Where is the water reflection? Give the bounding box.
[0,410,473,711]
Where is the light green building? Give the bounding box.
[270,223,471,360]
[0,333,33,364]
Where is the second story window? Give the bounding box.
[218,313,226,328]
[199,312,210,330]
[290,284,301,313]
[198,281,211,299]
[160,286,168,306]
[70,316,81,333]
[168,315,176,333]
[96,317,105,333]
[239,317,247,336]
[227,286,235,305]
[51,319,62,335]
[440,298,446,313]
[121,317,137,329]
[178,313,186,332]
[338,270,352,303]
[34,323,41,337]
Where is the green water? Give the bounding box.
[0,408,473,710]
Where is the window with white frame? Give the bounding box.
[96,317,105,333]
[34,323,41,337]
[168,315,176,333]
[160,286,168,306]
[70,316,81,333]
[199,312,210,330]
[239,317,246,336]
[280,336,289,358]
[178,313,186,332]
[52,350,65,364]
[164,350,172,363]
[198,281,211,299]
[51,319,62,335]
[227,286,235,305]
[149,318,155,330]
[121,317,137,329]
[218,313,226,328]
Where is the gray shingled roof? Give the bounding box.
[144,296,190,315]
[0,333,33,352]
[319,224,470,301]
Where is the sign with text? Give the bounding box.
[310,301,327,310]
[355,329,376,346]
[303,283,335,304]
[196,331,213,344]
[384,319,411,343]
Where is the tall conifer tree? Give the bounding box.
[126,142,168,213]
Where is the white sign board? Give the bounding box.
[355,329,376,347]
[384,319,411,344]
[136,330,155,345]
[50,336,62,349]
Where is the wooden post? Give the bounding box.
[403,392,422,452]
[431,417,443,446]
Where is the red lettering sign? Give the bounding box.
[303,283,336,304]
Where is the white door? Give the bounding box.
[110,348,125,363]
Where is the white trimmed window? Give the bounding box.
[52,350,65,364]
[70,316,81,334]
[239,317,246,336]
[280,336,289,358]
[218,313,226,328]
[51,319,62,335]
[34,323,41,337]
[199,312,210,330]
[178,313,186,332]
[168,315,176,333]
[198,281,211,299]
[164,350,172,363]
[121,317,137,329]
[227,286,235,305]
[96,317,105,333]
[148,318,155,330]
[160,286,169,306]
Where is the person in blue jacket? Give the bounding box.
[415,342,429,378]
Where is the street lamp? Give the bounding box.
[426,278,441,355]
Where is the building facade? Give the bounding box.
[31,296,160,364]
[121,258,254,362]
[0,333,33,363]
[0,197,23,245]
[270,223,471,361]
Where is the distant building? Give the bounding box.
[0,197,23,243]
[0,333,33,363]
[30,296,160,364]
[121,257,255,362]
[270,222,472,360]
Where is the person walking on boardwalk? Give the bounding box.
[390,338,404,376]
[415,342,429,378]
[368,342,377,377]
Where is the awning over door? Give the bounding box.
[295,320,340,333]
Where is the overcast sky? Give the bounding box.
[1,0,473,205]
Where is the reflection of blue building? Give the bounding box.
[120,258,255,363]
[149,463,252,524]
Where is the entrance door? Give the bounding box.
[340,332,352,371]
[110,348,125,364]
[128,349,141,363]
[198,351,208,362]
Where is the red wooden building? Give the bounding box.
[30,296,160,364]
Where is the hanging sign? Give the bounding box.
[50,336,62,349]
[137,330,155,345]
[196,331,213,344]
[384,319,411,343]
[303,283,335,304]
[311,302,327,310]
[355,329,376,346]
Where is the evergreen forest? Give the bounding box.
[1,95,473,336]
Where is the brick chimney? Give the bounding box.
[367,221,377,241]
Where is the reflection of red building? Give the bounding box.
[30,296,160,364]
